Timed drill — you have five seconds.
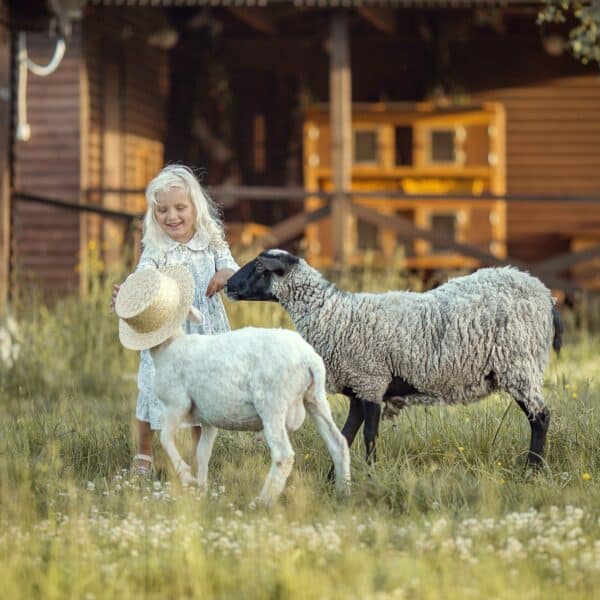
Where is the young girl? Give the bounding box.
[112,164,239,474]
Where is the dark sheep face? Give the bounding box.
[225,249,300,302]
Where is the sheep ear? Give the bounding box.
[187,306,204,324]
[259,253,299,275]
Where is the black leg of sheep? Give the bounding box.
[515,400,551,468]
[327,394,365,482]
[362,401,381,464]
[327,394,382,483]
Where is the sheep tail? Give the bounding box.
[552,303,564,356]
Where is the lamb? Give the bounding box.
[114,265,350,506]
[225,249,563,468]
[152,325,351,505]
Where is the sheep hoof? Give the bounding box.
[257,493,275,508]
[336,482,351,500]
[179,468,197,486]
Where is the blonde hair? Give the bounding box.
[142,165,226,251]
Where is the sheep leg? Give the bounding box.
[258,421,295,507]
[195,424,218,490]
[363,400,381,464]
[327,393,364,482]
[160,409,195,486]
[305,397,351,497]
[514,397,550,468]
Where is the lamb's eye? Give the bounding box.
[255,262,265,274]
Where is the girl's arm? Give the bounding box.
[206,242,239,298]
[212,241,239,273]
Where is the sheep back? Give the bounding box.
[153,328,325,431]
[283,265,555,407]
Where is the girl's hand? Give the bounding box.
[206,269,234,298]
[111,283,121,312]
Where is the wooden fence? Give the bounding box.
[10,187,600,296]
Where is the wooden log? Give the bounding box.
[0,23,10,312]
[330,10,351,267]
[349,202,579,293]
[257,205,331,247]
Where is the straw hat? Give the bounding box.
[115,265,195,351]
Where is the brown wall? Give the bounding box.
[12,24,82,296]
[475,75,600,262]
[84,7,169,269]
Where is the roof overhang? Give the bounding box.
[86,0,543,7]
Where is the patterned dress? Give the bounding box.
[134,232,239,429]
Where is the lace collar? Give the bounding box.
[164,230,209,252]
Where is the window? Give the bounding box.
[394,126,413,166]
[430,213,457,252]
[354,129,378,164]
[430,129,456,163]
[356,219,379,250]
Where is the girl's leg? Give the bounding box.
[136,419,154,470]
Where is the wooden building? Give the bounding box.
[1,0,600,303]
[303,101,506,268]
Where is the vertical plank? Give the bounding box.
[489,102,507,258]
[0,22,10,311]
[79,42,90,297]
[329,10,351,267]
[102,57,124,270]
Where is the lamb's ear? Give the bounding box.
[187,306,204,324]
[259,252,299,276]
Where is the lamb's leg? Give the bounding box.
[258,421,295,507]
[513,394,550,468]
[363,400,381,464]
[195,424,218,490]
[305,396,351,497]
[326,393,363,482]
[160,408,195,486]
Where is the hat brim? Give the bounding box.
[118,265,195,351]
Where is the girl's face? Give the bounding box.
[154,186,196,243]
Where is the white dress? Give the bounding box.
[134,232,239,429]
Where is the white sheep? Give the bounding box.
[151,324,351,506]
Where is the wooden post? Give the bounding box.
[79,23,89,298]
[0,22,11,313]
[330,10,351,267]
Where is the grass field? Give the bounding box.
[0,273,599,599]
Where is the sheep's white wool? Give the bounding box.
[151,327,350,505]
[272,262,556,416]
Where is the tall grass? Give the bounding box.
[0,266,599,598]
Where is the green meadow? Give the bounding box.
[0,268,599,599]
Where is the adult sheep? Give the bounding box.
[226,249,563,468]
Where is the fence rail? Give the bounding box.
[11,187,600,295]
[85,186,600,204]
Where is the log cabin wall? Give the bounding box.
[474,77,600,264]
[450,34,600,266]
[12,23,82,297]
[83,7,169,271]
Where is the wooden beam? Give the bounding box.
[227,8,276,35]
[349,203,580,294]
[0,22,10,313]
[534,244,600,276]
[356,7,396,35]
[257,205,331,247]
[330,10,352,267]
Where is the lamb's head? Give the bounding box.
[226,249,301,302]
